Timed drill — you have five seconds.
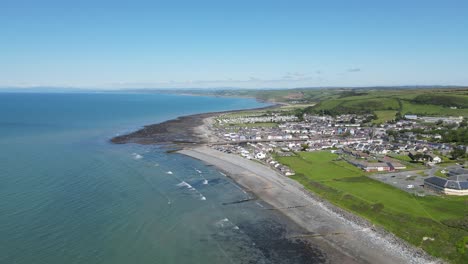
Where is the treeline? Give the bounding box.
[388,127,468,145]
[337,90,368,98]
[302,106,376,118]
[442,128,468,145]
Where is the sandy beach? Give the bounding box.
[179,146,438,264]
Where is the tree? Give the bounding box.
[395,112,402,121]
[459,118,467,128]
[444,123,457,129]
[386,130,398,137]
[340,131,351,137]
[450,147,466,160]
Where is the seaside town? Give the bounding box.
[6,1,468,264]
[208,109,468,196]
[114,88,468,263]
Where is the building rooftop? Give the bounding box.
[424,176,468,190]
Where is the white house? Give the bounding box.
[255,152,266,159]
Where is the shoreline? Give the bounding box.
[178,146,438,264]
[110,103,279,145]
[111,106,441,264]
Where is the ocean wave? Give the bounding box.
[177,181,207,201]
[177,181,192,189]
[166,171,173,175]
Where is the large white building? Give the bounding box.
[424,174,468,196]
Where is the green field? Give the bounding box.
[341,97,400,110]
[373,110,398,124]
[412,94,468,108]
[301,88,468,118]
[312,96,400,115]
[387,154,413,162]
[401,101,468,116]
[277,151,468,263]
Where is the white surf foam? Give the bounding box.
[177,181,191,188]
[166,171,173,175]
[255,202,265,208]
[177,181,207,201]
[215,218,231,228]
[132,153,143,160]
[203,179,208,185]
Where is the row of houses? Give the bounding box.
[217,114,298,124]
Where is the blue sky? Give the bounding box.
[1,0,467,89]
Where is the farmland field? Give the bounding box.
[373,110,398,124]
[301,88,468,118]
[400,101,468,116]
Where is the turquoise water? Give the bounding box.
[0,92,327,264]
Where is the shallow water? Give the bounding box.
[0,92,329,263]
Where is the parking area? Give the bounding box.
[370,170,433,196]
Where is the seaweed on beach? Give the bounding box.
[212,218,328,264]
[111,112,215,145]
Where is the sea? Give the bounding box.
[0,92,328,264]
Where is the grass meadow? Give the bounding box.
[277,151,468,263]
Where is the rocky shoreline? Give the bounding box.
[111,112,217,145]
[110,104,279,145]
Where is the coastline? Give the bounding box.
[110,104,279,145]
[111,106,441,264]
[178,146,438,264]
